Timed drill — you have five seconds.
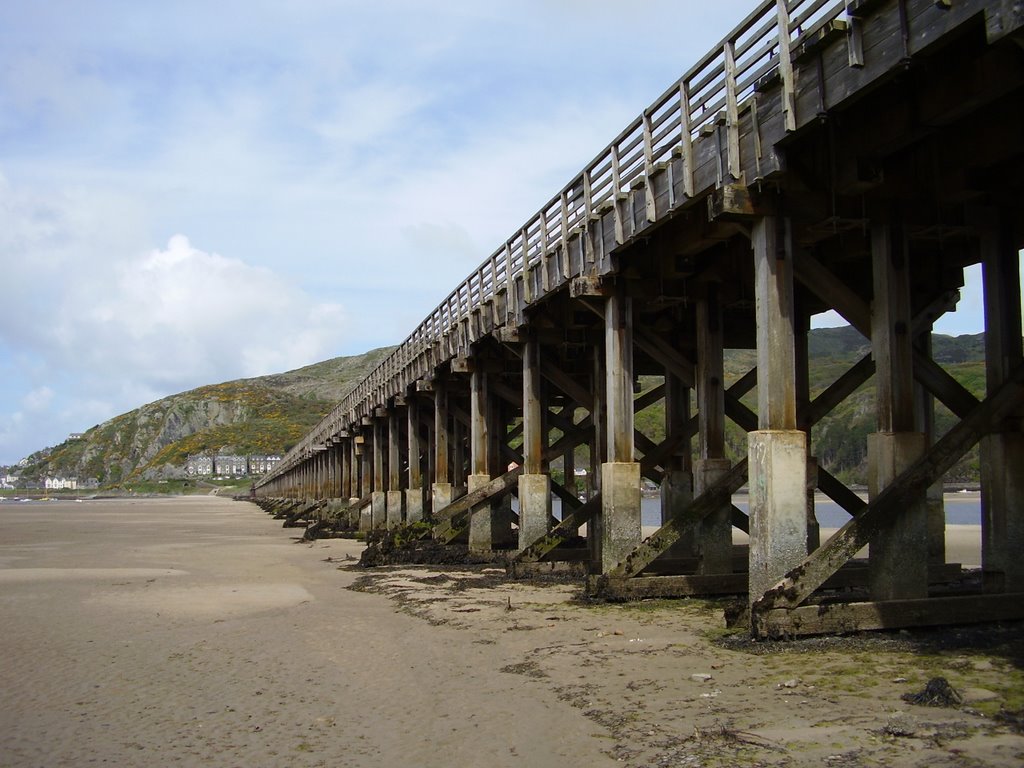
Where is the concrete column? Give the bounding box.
[432,381,453,515]
[748,430,808,600]
[599,285,641,572]
[748,214,807,604]
[468,367,496,552]
[980,212,1024,592]
[406,396,425,524]
[519,336,551,550]
[869,221,927,600]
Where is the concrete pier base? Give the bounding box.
[518,473,551,551]
[660,469,694,558]
[358,502,372,532]
[371,491,387,530]
[748,431,808,606]
[386,490,404,529]
[405,487,425,524]
[867,432,928,601]
[432,483,454,518]
[694,458,732,574]
[599,462,641,574]
[467,474,496,552]
[981,432,1024,592]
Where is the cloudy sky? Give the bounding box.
[0,1,998,465]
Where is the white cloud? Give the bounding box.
[22,386,54,412]
[0,172,347,462]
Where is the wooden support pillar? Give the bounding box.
[432,380,454,513]
[695,286,732,574]
[468,367,497,551]
[660,369,693,526]
[795,318,820,552]
[600,284,641,573]
[869,221,928,601]
[371,416,387,528]
[358,430,372,530]
[914,331,946,564]
[347,438,359,503]
[589,345,607,569]
[519,336,552,551]
[749,213,808,606]
[980,212,1024,592]
[387,408,404,528]
[406,396,425,523]
[454,414,467,491]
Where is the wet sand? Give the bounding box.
[2,496,1021,767]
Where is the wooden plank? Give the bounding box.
[752,364,1024,617]
[756,593,1024,639]
[597,573,747,599]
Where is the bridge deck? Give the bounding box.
[254,0,1024,637]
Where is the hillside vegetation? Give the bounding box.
[19,347,394,485]
[20,328,994,489]
[634,326,988,485]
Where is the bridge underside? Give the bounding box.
[255,1,1024,637]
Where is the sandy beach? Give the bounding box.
[2,496,1022,767]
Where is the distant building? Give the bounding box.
[68,433,84,441]
[186,454,282,477]
[44,477,78,490]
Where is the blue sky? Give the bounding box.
[0,1,1002,466]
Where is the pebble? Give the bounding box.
[690,673,713,683]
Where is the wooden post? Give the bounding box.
[600,283,641,573]
[980,211,1024,592]
[386,408,404,528]
[748,213,807,607]
[695,286,732,573]
[468,367,496,551]
[432,380,453,513]
[795,318,820,552]
[371,417,386,529]
[519,335,551,551]
[406,396,425,523]
[914,331,946,565]
[869,221,927,600]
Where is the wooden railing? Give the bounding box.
[258,0,852,483]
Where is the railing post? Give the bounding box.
[724,38,741,182]
[776,0,797,132]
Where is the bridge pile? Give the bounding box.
[253,0,1024,637]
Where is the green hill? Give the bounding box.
[18,347,394,485]
[19,328,994,489]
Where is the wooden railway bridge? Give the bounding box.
[253,0,1024,637]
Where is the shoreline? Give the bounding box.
[2,497,1021,767]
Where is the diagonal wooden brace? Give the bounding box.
[432,466,524,543]
[751,364,1024,625]
[514,494,602,563]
